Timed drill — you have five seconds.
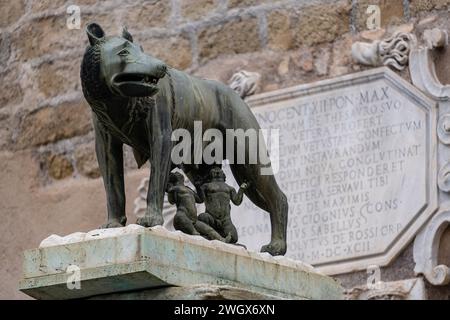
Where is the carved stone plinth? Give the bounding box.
[19,225,342,300]
[345,278,427,300]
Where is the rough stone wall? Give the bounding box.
[0,0,449,299]
[0,0,399,185]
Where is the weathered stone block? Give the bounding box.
[75,143,100,179]
[267,10,293,50]
[0,32,11,70]
[19,225,343,300]
[30,0,66,13]
[313,45,331,76]
[30,0,97,14]
[290,47,314,72]
[329,34,354,77]
[0,70,23,109]
[294,2,351,47]
[14,13,121,61]
[355,0,405,31]
[140,34,193,70]
[37,59,81,99]
[46,153,74,180]
[124,1,171,29]
[16,100,92,149]
[14,16,81,61]
[268,2,350,49]
[0,115,12,150]
[181,0,217,20]
[81,12,121,36]
[228,0,274,8]
[0,0,25,28]
[191,48,318,93]
[410,0,450,16]
[198,17,261,62]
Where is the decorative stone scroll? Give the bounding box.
[228,70,261,99]
[409,35,450,99]
[413,205,450,286]
[352,32,417,71]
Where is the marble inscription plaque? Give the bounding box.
[226,67,438,275]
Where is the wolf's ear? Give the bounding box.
[122,26,133,43]
[86,23,105,46]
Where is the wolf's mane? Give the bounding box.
[80,43,111,102]
[80,41,155,132]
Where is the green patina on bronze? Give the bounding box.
[80,23,288,255]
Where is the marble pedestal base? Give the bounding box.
[19,225,342,300]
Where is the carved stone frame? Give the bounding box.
[246,67,438,275]
[410,43,450,286]
[409,48,450,100]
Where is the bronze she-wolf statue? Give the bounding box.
[80,23,288,255]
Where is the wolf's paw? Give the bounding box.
[101,218,126,229]
[261,239,287,256]
[136,215,164,228]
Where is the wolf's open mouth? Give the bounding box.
[111,72,161,97]
[113,73,159,85]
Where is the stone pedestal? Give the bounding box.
[19,225,342,300]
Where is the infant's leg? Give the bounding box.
[195,220,229,242]
[173,210,200,236]
[222,218,239,244]
[198,212,217,228]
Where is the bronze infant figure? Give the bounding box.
[197,167,249,244]
[166,172,232,243]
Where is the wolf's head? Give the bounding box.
[81,23,167,100]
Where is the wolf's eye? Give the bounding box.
[117,49,130,57]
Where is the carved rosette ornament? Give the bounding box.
[437,114,450,145]
[352,32,417,71]
[438,162,450,193]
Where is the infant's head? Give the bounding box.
[210,167,225,182]
[168,172,185,186]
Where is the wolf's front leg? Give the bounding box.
[94,116,127,228]
[136,103,172,227]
